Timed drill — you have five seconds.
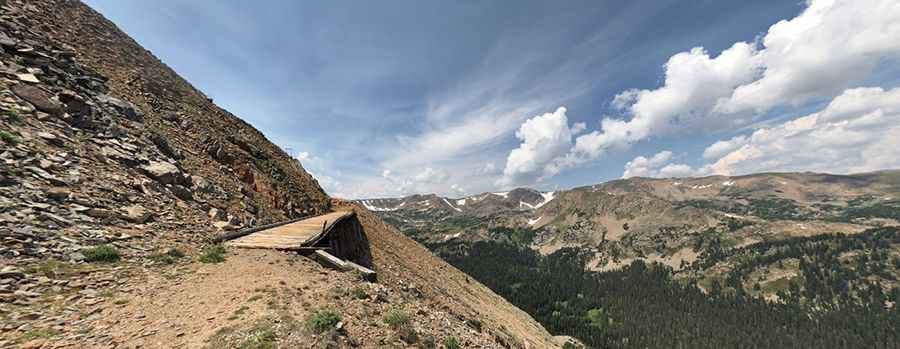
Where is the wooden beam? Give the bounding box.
[211,215,310,243]
[346,261,377,282]
[313,250,349,270]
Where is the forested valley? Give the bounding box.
[426,226,900,349]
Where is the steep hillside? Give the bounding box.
[0,1,560,348]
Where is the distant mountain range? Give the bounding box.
[358,169,900,297]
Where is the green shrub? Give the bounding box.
[0,130,19,144]
[444,336,460,349]
[82,245,120,263]
[2,110,22,123]
[199,245,226,263]
[351,285,367,299]
[383,308,410,328]
[306,309,341,333]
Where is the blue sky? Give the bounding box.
[85,0,900,198]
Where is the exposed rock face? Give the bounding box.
[0,0,329,326]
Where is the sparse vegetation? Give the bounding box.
[444,336,460,349]
[20,328,60,342]
[0,130,20,144]
[351,285,367,299]
[150,247,186,265]
[82,245,120,263]
[2,109,22,123]
[305,308,341,333]
[199,245,226,263]
[27,259,76,278]
[383,308,411,328]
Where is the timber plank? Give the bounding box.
[225,211,353,250]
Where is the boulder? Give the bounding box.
[46,187,70,201]
[121,204,151,224]
[140,161,183,185]
[11,84,62,115]
[97,94,143,122]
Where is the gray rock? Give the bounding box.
[37,132,63,147]
[140,161,183,185]
[0,267,25,280]
[11,84,62,115]
[170,185,193,201]
[121,205,151,224]
[68,252,85,262]
[97,94,143,122]
[0,31,17,47]
[40,212,72,227]
[149,132,182,160]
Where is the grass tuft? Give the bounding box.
[351,285,367,299]
[305,308,341,334]
[444,336,460,349]
[3,110,22,123]
[199,245,226,263]
[20,329,60,342]
[383,308,410,329]
[82,245,120,263]
[0,130,20,144]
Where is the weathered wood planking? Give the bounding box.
[225,211,354,250]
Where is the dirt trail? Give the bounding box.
[77,248,517,348]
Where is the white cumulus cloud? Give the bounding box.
[706,86,900,175]
[499,107,583,186]
[621,151,708,178]
[573,0,900,171]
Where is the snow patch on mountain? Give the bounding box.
[361,200,405,212]
[442,197,462,212]
[534,191,555,209]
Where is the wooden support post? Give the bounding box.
[313,250,348,270]
[346,261,377,282]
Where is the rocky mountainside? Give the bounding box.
[0,1,561,348]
